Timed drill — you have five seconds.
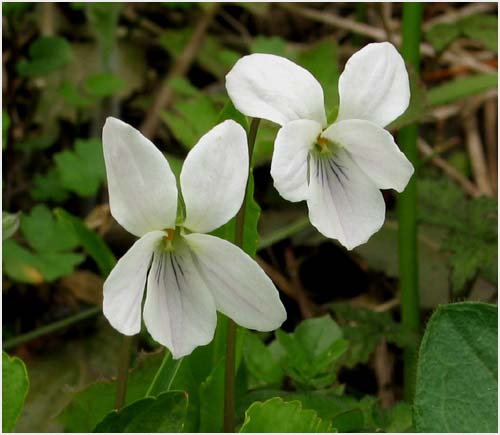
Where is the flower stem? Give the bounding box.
[398,2,423,402]
[145,350,183,397]
[3,305,101,350]
[224,117,260,433]
[114,335,133,409]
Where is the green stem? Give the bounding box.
[145,351,183,397]
[398,2,423,403]
[114,335,133,409]
[224,117,260,433]
[3,306,101,350]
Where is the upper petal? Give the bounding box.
[322,119,414,192]
[184,233,287,331]
[143,241,217,359]
[103,230,164,335]
[336,42,410,127]
[102,117,178,237]
[270,119,322,202]
[226,53,327,127]
[180,120,248,234]
[307,150,385,250]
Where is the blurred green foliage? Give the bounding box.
[2,4,498,434]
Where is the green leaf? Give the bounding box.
[17,36,72,77]
[3,211,21,240]
[297,39,339,112]
[2,351,30,433]
[3,236,84,282]
[58,351,165,432]
[388,66,428,130]
[331,304,416,368]
[243,333,284,388]
[211,175,261,257]
[31,169,70,203]
[460,14,498,53]
[383,402,413,433]
[2,239,45,284]
[274,315,348,389]
[161,95,219,149]
[253,120,278,166]
[414,302,498,432]
[84,72,125,98]
[34,251,85,281]
[2,2,33,17]
[20,204,79,253]
[54,138,106,197]
[250,36,294,58]
[54,208,116,277]
[426,22,461,52]
[59,82,93,107]
[93,390,188,432]
[294,315,343,358]
[198,36,240,79]
[418,178,497,293]
[428,73,498,107]
[217,100,249,131]
[198,358,225,432]
[3,109,10,149]
[14,133,57,151]
[145,351,183,397]
[85,3,123,67]
[239,397,335,432]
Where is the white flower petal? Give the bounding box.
[102,117,178,237]
[307,150,385,250]
[322,120,414,192]
[184,233,287,331]
[270,119,322,202]
[336,42,410,127]
[226,53,327,127]
[103,230,164,335]
[143,242,217,359]
[181,120,248,234]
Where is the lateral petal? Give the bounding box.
[336,42,410,127]
[184,233,287,331]
[307,150,385,250]
[181,120,248,234]
[322,119,414,192]
[103,230,164,335]
[143,241,217,359]
[270,119,322,202]
[226,53,327,127]
[102,117,178,237]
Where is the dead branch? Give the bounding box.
[462,110,494,197]
[418,137,482,197]
[140,4,220,139]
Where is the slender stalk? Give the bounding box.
[3,306,101,350]
[224,118,260,433]
[398,2,423,402]
[145,351,183,397]
[114,335,133,409]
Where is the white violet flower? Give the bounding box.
[226,42,414,250]
[102,117,286,358]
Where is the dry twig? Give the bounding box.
[422,2,498,31]
[483,98,498,196]
[418,138,481,197]
[280,3,495,74]
[374,338,396,408]
[462,110,494,197]
[284,247,315,319]
[140,4,220,138]
[257,254,316,319]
